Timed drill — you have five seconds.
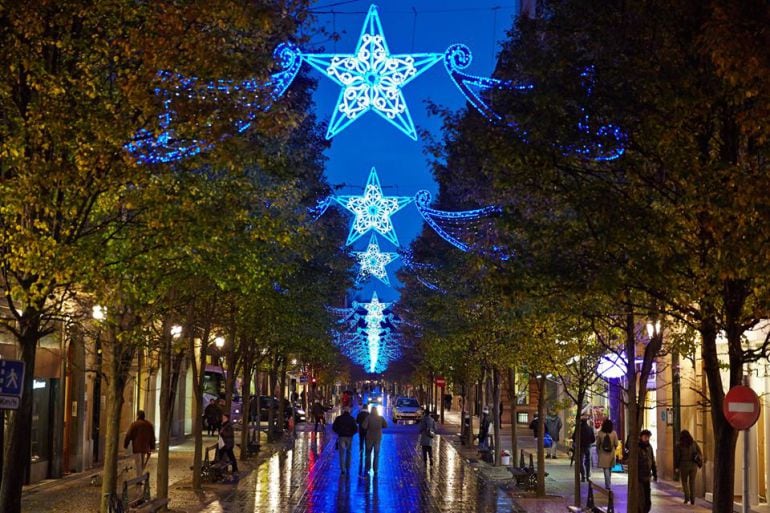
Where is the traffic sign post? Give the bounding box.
[0,359,25,410]
[724,383,762,513]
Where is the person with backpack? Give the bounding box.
[674,429,703,504]
[595,419,618,488]
[638,429,658,513]
[545,411,562,459]
[418,409,436,465]
[332,407,358,474]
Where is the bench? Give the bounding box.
[115,472,168,513]
[566,479,614,513]
[509,450,549,491]
[199,443,228,483]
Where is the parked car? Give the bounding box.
[392,397,422,424]
[255,396,306,425]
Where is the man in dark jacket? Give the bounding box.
[356,404,370,456]
[572,416,595,482]
[638,429,657,512]
[478,406,491,450]
[219,413,238,474]
[204,399,222,436]
[124,410,155,478]
[332,408,358,474]
[311,400,325,432]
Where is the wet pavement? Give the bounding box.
[21,408,514,513]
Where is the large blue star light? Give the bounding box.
[335,167,413,246]
[303,5,442,140]
[355,235,399,285]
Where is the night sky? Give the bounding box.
[305,0,521,303]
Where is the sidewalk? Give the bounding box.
[21,430,284,513]
[437,410,716,513]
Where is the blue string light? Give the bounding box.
[125,42,302,164]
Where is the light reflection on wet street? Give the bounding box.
[242,413,513,513]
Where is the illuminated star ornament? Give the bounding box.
[303,5,443,140]
[355,235,399,285]
[334,167,412,246]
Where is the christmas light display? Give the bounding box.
[126,42,303,164]
[334,167,413,247]
[303,5,443,140]
[330,293,402,373]
[354,235,399,285]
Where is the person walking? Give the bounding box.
[311,400,326,432]
[638,429,657,513]
[674,429,702,505]
[332,408,358,474]
[595,419,619,488]
[573,415,595,482]
[204,398,222,436]
[418,409,436,465]
[123,410,155,478]
[361,406,387,474]
[545,411,562,459]
[356,404,370,457]
[219,413,239,476]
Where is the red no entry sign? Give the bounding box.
[435,377,446,387]
[723,385,761,430]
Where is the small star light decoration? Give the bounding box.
[355,235,399,285]
[303,5,443,140]
[334,167,413,246]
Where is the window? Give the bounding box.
[517,412,529,425]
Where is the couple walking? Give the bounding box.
[332,404,387,475]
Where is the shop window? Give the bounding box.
[31,379,51,462]
[517,412,529,425]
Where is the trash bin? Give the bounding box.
[462,412,471,445]
[501,450,511,466]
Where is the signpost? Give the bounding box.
[435,376,446,424]
[0,359,25,410]
[724,383,761,513]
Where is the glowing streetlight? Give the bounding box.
[92,305,106,321]
[291,358,297,365]
[171,325,182,339]
[214,336,225,349]
[646,320,661,339]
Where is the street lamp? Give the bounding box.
[171,325,182,339]
[92,305,106,321]
[645,320,661,339]
[214,336,225,349]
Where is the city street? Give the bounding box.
[20,403,735,513]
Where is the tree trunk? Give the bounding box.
[624,306,640,513]
[277,356,287,435]
[0,317,40,513]
[701,315,739,513]
[239,348,253,461]
[536,373,547,497]
[156,323,173,508]
[267,355,277,441]
[99,333,134,513]
[508,367,518,463]
[574,390,586,507]
[493,368,502,466]
[190,320,210,491]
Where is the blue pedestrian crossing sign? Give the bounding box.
[0,359,25,410]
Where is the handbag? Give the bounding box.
[693,449,703,468]
[543,433,553,448]
[217,435,225,449]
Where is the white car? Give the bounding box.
[392,397,422,424]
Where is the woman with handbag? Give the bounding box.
[418,409,436,465]
[674,430,703,504]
